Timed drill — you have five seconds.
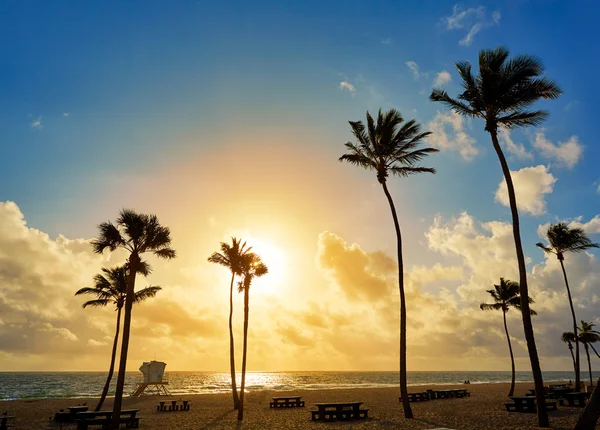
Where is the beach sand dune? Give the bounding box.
[2,382,588,429]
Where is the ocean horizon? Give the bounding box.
[0,370,592,401]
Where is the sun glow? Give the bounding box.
[245,237,286,295]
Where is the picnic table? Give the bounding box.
[434,389,469,399]
[560,392,590,408]
[75,409,140,429]
[157,400,191,412]
[505,396,557,413]
[311,402,369,421]
[270,396,305,408]
[399,392,430,402]
[0,414,15,430]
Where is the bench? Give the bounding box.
[399,392,430,402]
[560,392,590,407]
[75,416,140,429]
[270,396,305,408]
[505,397,557,413]
[0,415,15,430]
[311,402,369,421]
[157,400,191,412]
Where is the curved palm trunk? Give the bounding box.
[503,310,516,397]
[228,273,240,409]
[110,255,139,429]
[95,306,122,411]
[381,181,413,419]
[585,344,593,388]
[559,259,581,391]
[568,343,577,377]
[237,288,250,421]
[490,130,549,427]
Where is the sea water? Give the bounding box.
[0,370,590,400]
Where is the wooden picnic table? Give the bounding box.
[0,415,15,430]
[311,402,368,421]
[434,389,469,399]
[270,396,305,408]
[505,396,557,413]
[75,409,140,429]
[157,399,190,412]
[399,392,429,402]
[561,392,590,407]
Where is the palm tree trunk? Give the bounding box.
[559,259,581,391]
[95,306,122,411]
[585,344,593,388]
[110,254,139,429]
[490,129,548,427]
[228,273,240,409]
[237,287,250,421]
[503,310,516,397]
[568,343,577,377]
[574,378,600,430]
[381,181,413,419]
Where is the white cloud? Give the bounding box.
[495,165,557,216]
[31,116,42,128]
[533,130,583,169]
[380,37,392,45]
[63,112,70,117]
[339,81,356,96]
[597,183,600,194]
[427,111,478,161]
[441,5,501,46]
[406,61,421,80]
[434,70,452,87]
[498,127,533,160]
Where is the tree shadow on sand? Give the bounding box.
[198,410,237,429]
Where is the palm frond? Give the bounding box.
[133,286,162,304]
[430,89,478,117]
[82,298,111,308]
[496,110,549,128]
[90,222,125,254]
[388,166,436,177]
[480,302,504,311]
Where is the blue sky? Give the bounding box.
[1,1,600,370]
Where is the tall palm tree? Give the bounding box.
[208,238,253,409]
[339,108,437,419]
[480,278,536,397]
[236,253,268,421]
[75,265,161,411]
[91,209,175,429]
[430,46,561,428]
[562,332,578,380]
[579,321,600,387]
[537,223,599,391]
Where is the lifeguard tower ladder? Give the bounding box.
[130,361,172,397]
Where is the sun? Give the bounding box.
[245,237,286,295]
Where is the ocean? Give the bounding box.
[0,370,590,401]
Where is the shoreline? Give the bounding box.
[0,382,586,429]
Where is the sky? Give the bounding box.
[1,0,599,372]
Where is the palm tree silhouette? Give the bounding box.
[430,46,561,428]
[208,238,253,409]
[339,108,437,418]
[562,332,578,380]
[537,223,599,391]
[578,321,600,388]
[75,265,161,411]
[91,209,175,429]
[236,253,268,421]
[480,278,536,397]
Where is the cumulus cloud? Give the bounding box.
[495,165,556,216]
[533,130,583,169]
[433,70,452,87]
[441,5,501,46]
[427,111,478,161]
[405,61,421,80]
[498,127,533,160]
[31,116,42,128]
[339,81,356,96]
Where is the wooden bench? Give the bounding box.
[270,396,305,408]
[399,392,430,402]
[311,402,369,421]
[434,389,467,399]
[505,397,557,413]
[560,392,590,407]
[0,415,15,430]
[75,409,140,429]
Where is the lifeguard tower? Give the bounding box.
[130,361,172,397]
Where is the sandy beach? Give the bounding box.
[0,382,592,429]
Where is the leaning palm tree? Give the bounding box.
[75,265,161,411]
[562,332,578,380]
[579,321,600,388]
[537,223,599,391]
[339,108,437,419]
[208,238,253,409]
[91,210,175,429]
[430,46,561,428]
[480,278,536,397]
[236,253,268,421]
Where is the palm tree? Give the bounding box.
[208,238,253,409]
[339,108,437,419]
[537,223,599,391]
[236,253,268,421]
[91,209,175,429]
[579,321,600,388]
[75,265,161,411]
[430,46,561,428]
[562,332,578,380]
[480,278,536,397]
